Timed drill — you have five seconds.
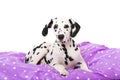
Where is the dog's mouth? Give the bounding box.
[57,39,66,44]
[57,34,71,43]
[58,39,65,43]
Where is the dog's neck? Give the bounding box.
[55,38,74,47]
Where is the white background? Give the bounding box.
[0,0,120,53]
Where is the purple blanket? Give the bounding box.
[0,42,120,80]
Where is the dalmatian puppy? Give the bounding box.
[25,17,90,76]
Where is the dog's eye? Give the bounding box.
[64,25,69,28]
[54,24,58,29]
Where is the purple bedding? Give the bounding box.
[0,42,120,80]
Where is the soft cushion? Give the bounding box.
[0,42,120,80]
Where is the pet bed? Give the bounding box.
[0,42,120,80]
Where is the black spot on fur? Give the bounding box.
[65,52,68,56]
[44,46,47,48]
[43,42,46,43]
[28,51,30,55]
[62,44,65,48]
[54,24,58,29]
[37,56,45,65]
[25,57,29,63]
[62,48,66,51]
[59,28,61,31]
[74,62,81,69]
[64,25,69,28]
[74,66,80,69]
[77,62,82,64]
[75,47,78,51]
[64,61,68,65]
[60,48,62,51]
[37,52,39,55]
[51,52,53,55]
[62,41,65,44]
[70,38,72,41]
[51,50,53,55]
[33,42,45,54]
[37,60,41,65]
[72,40,75,47]
[57,44,60,46]
[43,56,53,64]
[30,56,32,59]
[53,64,56,66]
[47,58,53,64]
[47,50,49,53]
[69,56,74,61]
[47,60,50,64]
[44,56,48,64]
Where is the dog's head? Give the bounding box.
[42,17,81,42]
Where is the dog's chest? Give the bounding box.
[46,42,80,68]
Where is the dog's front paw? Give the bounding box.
[59,69,69,76]
[53,64,69,76]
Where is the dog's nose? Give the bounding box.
[58,34,64,40]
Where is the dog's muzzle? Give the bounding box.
[58,34,64,41]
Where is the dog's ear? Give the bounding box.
[42,19,53,36]
[69,19,81,37]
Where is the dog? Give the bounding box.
[25,17,90,76]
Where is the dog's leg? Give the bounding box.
[52,64,69,76]
[25,42,51,65]
[75,61,92,72]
